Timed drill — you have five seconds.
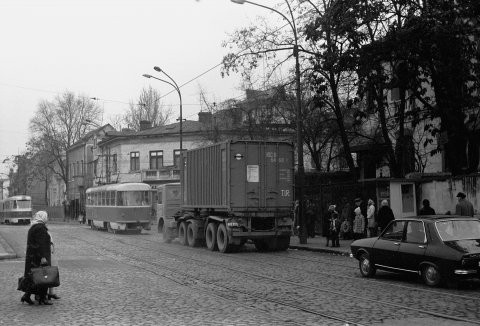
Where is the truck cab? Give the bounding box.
[155,183,181,234]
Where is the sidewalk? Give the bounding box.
[0,219,79,260]
[289,235,353,256]
[0,231,17,260]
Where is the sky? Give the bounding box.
[0,0,287,174]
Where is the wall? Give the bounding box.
[418,176,479,216]
[101,136,197,184]
[389,181,417,218]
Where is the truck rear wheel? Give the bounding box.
[205,222,218,251]
[178,221,188,246]
[187,223,201,247]
[217,224,231,253]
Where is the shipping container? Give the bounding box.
[162,140,295,253]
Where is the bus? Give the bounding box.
[0,195,32,225]
[86,183,153,234]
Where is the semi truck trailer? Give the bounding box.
[159,140,294,253]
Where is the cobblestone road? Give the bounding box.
[1,223,479,326]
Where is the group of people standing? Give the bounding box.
[324,197,395,246]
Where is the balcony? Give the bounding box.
[141,166,180,182]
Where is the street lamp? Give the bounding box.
[143,69,183,152]
[231,0,306,244]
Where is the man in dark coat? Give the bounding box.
[419,199,436,215]
[377,200,395,232]
[455,192,475,217]
[21,211,53,305]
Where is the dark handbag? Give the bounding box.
[17,276,33,292]
[31,266,60,288]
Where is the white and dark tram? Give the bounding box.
[86,183,153,233]
[0,195,32,225]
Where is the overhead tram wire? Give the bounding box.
[1,5,306,112]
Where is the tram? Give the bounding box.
[86,183,153,233]
[0,195,32,225]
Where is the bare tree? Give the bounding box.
[28,91,103,199]
[124,86,173,130]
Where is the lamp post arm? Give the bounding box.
[148,76,178,93]
[157,69,181,94]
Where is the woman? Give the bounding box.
[377,200,395,233]
[352,207,365,240]
[47,234,60,300]
[366,199,376,237]
[21,211,53,305]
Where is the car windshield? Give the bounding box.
[435,220,480,241]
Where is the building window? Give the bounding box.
[130,152,140,171]
[81,160,84,176]
[150,151,163,169]
[173,149,186,167]
[112,154,117,173]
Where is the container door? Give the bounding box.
[230,142,293,210]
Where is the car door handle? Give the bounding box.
[418,245,426,249]
[394,242,400,246]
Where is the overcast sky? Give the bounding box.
[0,0,287,173]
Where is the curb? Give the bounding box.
[289,245,352,257]
[0,233,17,260]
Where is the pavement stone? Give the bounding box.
[0,229,353,260]
[0,230,17,260]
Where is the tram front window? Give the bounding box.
[117,191,150,206]
[15,200,31,209]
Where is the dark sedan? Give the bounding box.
[351,215,480,286]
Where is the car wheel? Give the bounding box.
[422,264,441,286]
[359,253,376,277]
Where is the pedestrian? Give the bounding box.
[377,200,395,233]
[306,200,316,238]
[339,198,352,240]
[354,197,367,236]
[366,199,376,237]
[328,211,341,247]
[352,207,365,240]
[324,204,337,246]
[47,234,60,301]
[419,199,436,215]
[455,192,474,217]
[20,211,53,305]
[292,200,300,235]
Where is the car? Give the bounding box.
[350,215,480,286]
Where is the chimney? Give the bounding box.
[139,120,151,131]
[198,112,212,124]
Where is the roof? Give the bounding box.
[86,182,151,192]
[408,215,478,222]
[68,124,114,151]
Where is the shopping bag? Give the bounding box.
[31,266,60,288]
[17,276,33,292]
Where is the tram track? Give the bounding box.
[132,232,480,302]
[68,233,362,326]
[68,229,480,325]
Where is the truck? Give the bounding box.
[157,140,295,253]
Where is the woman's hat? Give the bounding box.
[456,192,466,198]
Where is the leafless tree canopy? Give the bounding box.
[124,86,173,130]
[28,91,103,192]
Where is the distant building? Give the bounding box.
[66,124,116,216]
